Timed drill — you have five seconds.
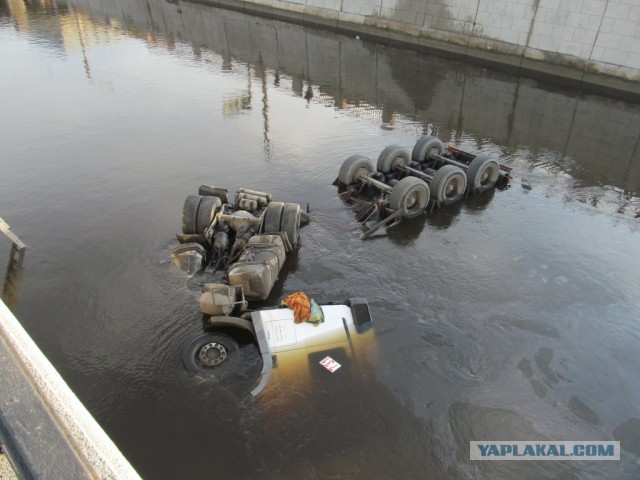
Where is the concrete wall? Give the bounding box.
[209,0,640,92]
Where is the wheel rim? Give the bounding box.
[403,186,426,215]
[391,156,405,171]
[354,166,369,182]
[480,164,498,186]
[197,342,228,367]
[405,191,418,210]
[444,176,464,199]
[339,155,372,185]
[412,136,444,162]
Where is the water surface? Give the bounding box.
[1,0,640,478]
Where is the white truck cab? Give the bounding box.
[183,297,375,397]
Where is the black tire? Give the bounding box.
[376,145,410,173]
[198,185,229,204]
[338,155,373,185]
[183,332,239,373]
[411,136,444,162]
[196,196,222,234]
[466,153,500,193]
[182,195,203,234]
[263,201,284,234]
[281,203,301,250]
[429,165,467,205]
[389,177,430,219]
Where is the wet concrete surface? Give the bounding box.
[1,0,640,478]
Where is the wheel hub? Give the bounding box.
[354,167,368,182]
[198,342,227,367]
[391,156,405,171]
[445,182,455,195]
[405,192,418,209]
[480,165,497,185]
[444,177,461,198]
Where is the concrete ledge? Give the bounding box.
[304,5,338,29]
[581,71,640,99]
[337,11,364,28]
[521,55,585,83]
[267,0,304,24]
[0,300,140,480]
[468,37,524,69]
[218,0,246,14]
[365,17,422,44]
[418,33,468,59]
[197,0,221,7]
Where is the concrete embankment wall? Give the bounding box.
[208,0,640,95]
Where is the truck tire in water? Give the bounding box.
[412,135,444,163]
[196,195,222,234]
[263,201,284,234]
[182,195,203,234]
[429,164,467,205]
[377,144,410,173]
[198,185,229,204]
[338,155,373,185]
[183,332,239,373]
[389,176,430,219]
[281,203,301,249]
[466,153,500,193]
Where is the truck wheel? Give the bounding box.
[338,155,373,185]
[389,177,430,219]
[376,145,410,173]
[467,153,500,193]
[183,332,238,373]
[198,185,229,204]
[263,201,284,234]
[430,165,467,205]
[182,195,203,234]
[412,136,444,162]
[281,203,301,250]
[196,195,222,234]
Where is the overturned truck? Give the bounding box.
[337,135,512,237]
[171,185,307,300]
[172,186,376,397]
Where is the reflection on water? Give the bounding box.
[4,0,639,199]
[0,219,26,306]
[2,0,640,478]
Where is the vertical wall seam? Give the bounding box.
[522,0,540,58]
[464,0,480,54]
[471,0,481,36]
[587,0,610,68]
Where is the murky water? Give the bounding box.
[2,0,640,478]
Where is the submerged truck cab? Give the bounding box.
[183,297,376,397]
